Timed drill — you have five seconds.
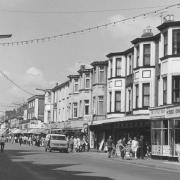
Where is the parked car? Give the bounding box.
[44,134,68,153]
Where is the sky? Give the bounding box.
[0,0,180,112]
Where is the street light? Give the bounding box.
[35,88,53,134]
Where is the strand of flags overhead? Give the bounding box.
[0,2,179,47]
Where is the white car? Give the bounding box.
[44,134,68,153]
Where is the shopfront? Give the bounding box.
[150,105,180,158]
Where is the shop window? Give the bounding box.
[162,120,168,128]
[152,129,161,145]
[164,31,168,56]
[116,58,122,76]
[175,120,180,128]
[162,129,168,145]
[172,29,180,55]
[175,129,180,144]
[142,83,150,107]
[143,44,151,66]
[163,77,167,105]
[172,76,180,103]
[152,121,161,128]
[115,91,121,112]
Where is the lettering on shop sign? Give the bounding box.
[150,108,165,118]
[166,106,180,118]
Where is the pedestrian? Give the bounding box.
[19,136,23,146]
[0,135,6,152]
[107,136,113,158]
[119,137,126,159]
[139,135,145,159]
[131,137,139,159]
[69,136,74,152]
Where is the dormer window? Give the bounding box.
[143,44,151,66]
[172,29,180,55]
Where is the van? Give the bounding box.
[44,134,68,153]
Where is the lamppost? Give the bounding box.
[35,88,53,134]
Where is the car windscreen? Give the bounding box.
[51,135,66,140]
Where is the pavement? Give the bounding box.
[1,143,180,180]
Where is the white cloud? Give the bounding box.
[108,15,160,39]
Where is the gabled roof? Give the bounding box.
[52,80,69,91]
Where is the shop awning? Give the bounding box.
[0,128,8,135]
[12,129,22,134]
[90,115,150,126]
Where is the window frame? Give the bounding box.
[98,96,104,115]
[116,58,122,76]
[172,29,180,55]
[164,31,168,56]
[85,73,90,89]
[115,91,121,112]
[143,44,151,66]
[84,100,90,115]
[135,84,139,108]
[172,76,180,104]
[73,102,78,118]
[142,83,150,108]
[163,77,167,105]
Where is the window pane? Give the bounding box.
[143,44,150,66]
[86,79,90,88]
[173,29,180,55]
[98,96,104,115]
[99,70,104,83]
[115,92,121,111]
[143,96,149,106]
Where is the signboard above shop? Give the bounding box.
[150,105,180,119]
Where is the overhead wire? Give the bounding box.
[0,69,34,96]
[0,5,167,14]
[0,2,179,47]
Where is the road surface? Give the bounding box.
[0,143,180,180]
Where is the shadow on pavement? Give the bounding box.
[0,149,113,180]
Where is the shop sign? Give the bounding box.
[150,108,165,119]
[152,145,162,155]
[166,106,180,119]
[162,145,172,156]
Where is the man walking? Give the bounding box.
[107,136,113,158]
[0,135,6,152]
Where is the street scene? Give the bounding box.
[1,0,180,179]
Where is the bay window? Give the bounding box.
[116,58,122,76]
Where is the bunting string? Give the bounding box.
[0,2,179,47]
